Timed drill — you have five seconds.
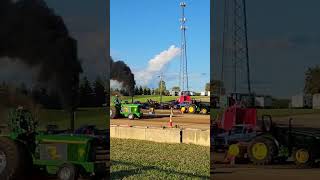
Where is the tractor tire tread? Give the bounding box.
[0,137,26,180]
[248,136,277,165]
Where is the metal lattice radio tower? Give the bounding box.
[179,2,189,91]
[222,0,251,94]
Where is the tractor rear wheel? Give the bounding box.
[110,106,119,119]
[188,105,196,114]
[57,163,79,180]
[247,137,277,165]
[180,107,187,113]
[293,148,314,168]
[0,137,27,180]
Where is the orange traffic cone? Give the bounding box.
[169,107,173,127]
[169,117,173,127]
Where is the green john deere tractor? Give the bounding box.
[110,98,143,120]
[0,108,108,180]
[228,117,320,167]
[180,100,210,114]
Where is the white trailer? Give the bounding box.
[291,94,312,108]
[255,96,272,108]
[313,94,320,109]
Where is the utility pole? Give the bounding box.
[159,73,163,103]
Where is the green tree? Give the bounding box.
[172,86,180,92]
[304,65,320,94]
[211,80,224,95]
[93,76,106,107]
[205,83,210,92]
[134,86,139,95]
[147,88,151,95]
[158,80,166,95]
[139,86,143,95]
[79,76,94,107]
[143,87,148,95]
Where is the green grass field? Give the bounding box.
[111,138,210,179]
[39,107,109,129]
[115,95,210,103]
[1,107,108,130]
[256,108,320,117]
[211,108,320,119]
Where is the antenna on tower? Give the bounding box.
[179,1,189,91]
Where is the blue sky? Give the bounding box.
[213,0,320,98]
[111,0,210,92]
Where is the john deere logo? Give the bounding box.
[78,148,85,158]
[47,146,61,160]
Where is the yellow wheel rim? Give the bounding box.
[181,107,186,112]
[189,107,194,113]
[252,143,268,160]
[295,149,309,164]
[201,108,207,114]
[228,144,240,156]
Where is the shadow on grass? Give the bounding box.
[111,160,210,179]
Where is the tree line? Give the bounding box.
[0,76,106,109]
[111,79,171,96]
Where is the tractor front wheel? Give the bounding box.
[128,114,135,120]
[180,107,187,113]
[293,148,314,168]
[0,137,26,180]
[57,163,79,180]
[247,137,277,165]
[188,105,196,114]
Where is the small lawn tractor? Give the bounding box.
[181,101,210,114]
[110,100,143,120]
[0,108,109,180]
[243,117,320,167]
[218,113,320,167]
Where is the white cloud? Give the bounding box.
[135,45,180,85]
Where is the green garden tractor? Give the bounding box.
[110,100,143,120]
[180,100,210,114]
[0,108,108,180]
[228,117,320,167]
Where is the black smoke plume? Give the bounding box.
[0,0,82,111]
[110,58,135,96]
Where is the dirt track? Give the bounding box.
[110,109,210,130]
[273,113,320,128]
[213,165,320,180]
[212,152,320,180]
